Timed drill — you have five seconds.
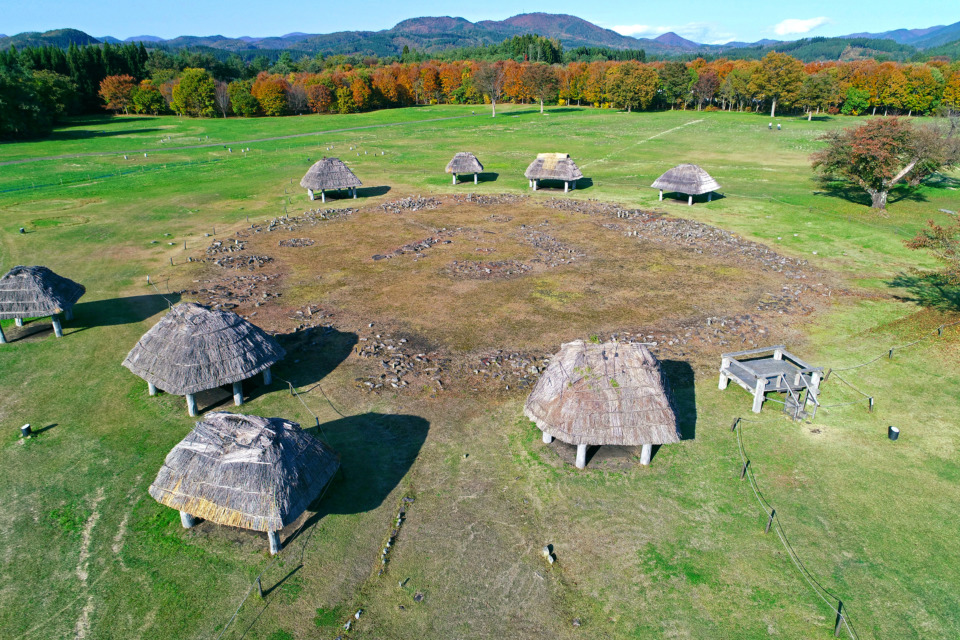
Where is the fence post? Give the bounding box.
[740,460,750,480]
[834,600,844,637]
[938,327,943,337]
[868,397,874,413]
[256,576,263,599]
[731,417,741,432]
[824,368,832,381]
[888,348,894,359]
[765,508,776,534]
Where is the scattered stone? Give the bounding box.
[278,238,315,248]
[378,196,441,214]
[413,593,424,603]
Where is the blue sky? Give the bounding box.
[4,0,958,43]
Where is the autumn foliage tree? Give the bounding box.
[753,52,805,117]
[99,74,136,114]
[811,117,959,209]
[132,79,165,115]
[251,72,289,116]
[171,68,215,117]
[473,61,506,117]
[523,63,558,114]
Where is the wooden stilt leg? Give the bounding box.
[321,190,325,203]
[148,382,158,396]
[263,367,272,385]
[688,194,693,206]
[15,318,23,327]
[659,189,663,201]
[65,309,73,321]
[576,444,588,469]
[752,379,765,413]
[308,189,314,201]
[268,531,282,555]
[180,511,196,528]
[233,381,244,406]
[0,325,6,344]
[564,181,569,193]
[452,174,457,185]
[187,394,198,417]
[51,316,63,338]
[640,444,653,465]
[542,432,553,444]
[474,173,478,184]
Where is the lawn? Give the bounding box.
[0,105,958,640]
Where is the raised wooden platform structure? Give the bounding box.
[719,346,823,418]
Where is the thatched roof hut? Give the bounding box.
[524,340,679,468]
[148,412,339,554]
[524,153,583,192]
[0,265,85,342]
[651,164,720,204]
[123,302,285,416]
[446,152,484,184]
[300,157,362,202]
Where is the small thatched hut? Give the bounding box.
[445,152,484,185]
[524,153,583,192]
[300,157,362,202]
[651,164,720,205]
[0,265,85,343]
[524,340,680,469]
[149,412,339,554]
[123,302,285,417]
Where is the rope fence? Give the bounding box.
[826,319,960,376]
[731,417,861,639]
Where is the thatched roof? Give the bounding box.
[122,302,285,395]
[445,152,483,174]
[524,153,583,181]
[0,265,85,320]
[651,164,720,195]
[300,157,362,190]
[148,412,339,532]
[524,340,680,446]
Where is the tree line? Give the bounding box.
[3,38,960,139]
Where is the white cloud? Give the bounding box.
[612,22,737,45]
[773,17,830,36]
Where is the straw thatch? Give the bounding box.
[0,265,85,320]
[300,157,362,190]
[445,152,483,174]
[148,412,339,532]
[651,164,720,195]
[524,340,680,446]
[524,153,583,181]
[122,302,285,395]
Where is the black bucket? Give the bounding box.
[888,426,900,441]
[20,424,32,437]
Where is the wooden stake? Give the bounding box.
[765,508,775,534]
[834,600,844,637]
[740,460,750,480]
[731,417,740,432]
[868,397,874,412]
[256,576,263,599]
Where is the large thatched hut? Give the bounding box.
[445,152,484,185]
[123,302,285,417]
[651,164,720,205]
[524,340,680,469]
[0,265,85,343]
[524,153,583,192]
[149,412,339,554]
[300,157,362,202]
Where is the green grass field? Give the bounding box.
[1,105,959,640]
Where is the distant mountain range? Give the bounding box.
[2,13,959,59]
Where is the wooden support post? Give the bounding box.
[352,188,357,199]
[868,397,874,412]
[773,348,783,360]
[752,378,765,413]
[0,325,6,344]
[834,601,844,637]
[640,444,653,466]
[15,318,23,327]
[51,316,63,338]
[575,444,588,469]
[564,181,569,193]
[233,381,244,406]
[308,188,314,201]
[571,180,576,190]
[529,179,533,188]
[708,192,712,202]
[688,194,693,206]
[268,530,282,555]
[263,367,272,385]
[542,432,553,444]
[320,190,325,203]
[888,348,894,359]
[180,511,196,528]
[533,180,538,191]
[148,382,158,396]
[186,393,198,417]
[731,417,740,432]
[452,174,457,185]
[765,508,776,533]
[659,189,663,201]
[740,459,750,480]
[719,357,731,389]
[474,173,478,184]
[256,576,263,598]
[811,371,822,391]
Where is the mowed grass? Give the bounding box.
[0,106,958,639]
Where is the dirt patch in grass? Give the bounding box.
[172,195,836,394]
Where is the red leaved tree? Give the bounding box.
[99,74,137,114]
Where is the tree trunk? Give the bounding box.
[540,99,544,114]
[872,106,876,116]
[868,189,888,209]
[808,111,812,121]
[770,98,777,118]
[491,99,496,117]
